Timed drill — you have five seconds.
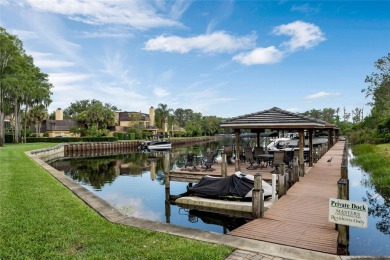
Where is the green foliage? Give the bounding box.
[347,128,377,144]
[113,132,129,140]
[77,136,118,142]
[64,99,117,120]
[142,131,152,139]
[85,125,109,137]
[0,27,52,145]
[0,143,233,258]
[5,134,13,143]
[352,144,390,195]
[25,136,118,143]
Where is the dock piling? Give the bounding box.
[252,173,264,218]
[278,163,286,198]
[221,154,227,178]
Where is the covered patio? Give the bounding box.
[220,107,339,174]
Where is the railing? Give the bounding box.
[337,140,349,254]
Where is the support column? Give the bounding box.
[221,154,227,178]
[308,129,313,167]
[298,129,305,176]
[235,129,240,171]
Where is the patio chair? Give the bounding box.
[272,150,286,173]
[253,147,266,168]
[202,152,217,172]
[243,147,256,170]
[183,153,200,172]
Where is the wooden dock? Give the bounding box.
[229,141,345,254]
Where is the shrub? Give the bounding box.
[25,136,118,143]
[5,135,13,143]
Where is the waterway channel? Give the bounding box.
[48,141,389,256]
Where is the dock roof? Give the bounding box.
[220,107,327,130]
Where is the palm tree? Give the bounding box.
[155,103,173,136]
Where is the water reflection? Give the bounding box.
[49,140,251,234]
[348,149,390,256]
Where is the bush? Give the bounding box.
[26,136,118,143]
[135,132,142,140]
[79,136,118,142]
[5,135,13,143]
[142,131,152,139]
[26,137,80,143]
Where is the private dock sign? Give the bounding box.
[329,198,368,229]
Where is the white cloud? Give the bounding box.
[273,21,325,51]
[291,4,320,15]
[100,50,140,88]
[9,29,38,40]
[29,51,75,68]
[16,0,188,30]
[233,46,284,65]
[305,91,340,100]
[153,86,170,97]
[79,28,133,39]
[144,31,256,53]
[49,72,93,86]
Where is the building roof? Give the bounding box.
[118,111,150,122]
[220,107,328,130]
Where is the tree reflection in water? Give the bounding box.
[363,189,390,235]
[51,153,152,191]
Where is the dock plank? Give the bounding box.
[229,142,345,255]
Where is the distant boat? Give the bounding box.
[138,140,172,150]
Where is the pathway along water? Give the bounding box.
[48,142,389,256]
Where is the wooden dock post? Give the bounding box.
[278,163,286,198]
[221,154,227,178]
[337,178,349,254]
[164,153,171,199]
[234,129,241,171]
[252,173,264,218]
[293,156,299,183]
[164,176,171,224]
[272,173,278,203]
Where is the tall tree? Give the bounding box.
[362,53,390,120]
[0,27,22,146]
[28,104,48,136]
[0,27,52,144]
[155,103,173,134]
[73,101,115,132]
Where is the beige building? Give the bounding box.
[114,106,158,134]
[34,108,79,137]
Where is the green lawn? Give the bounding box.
[0,143,233,259]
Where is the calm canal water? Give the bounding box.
[348,148,390,256]
[49,142,389,256]
[50,140,250,234]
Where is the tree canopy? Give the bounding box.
[0,27,52,145]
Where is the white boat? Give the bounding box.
[267,136,328,152]
[138,140,172,150]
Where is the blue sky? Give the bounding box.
[1,0,389,118]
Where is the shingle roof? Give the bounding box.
[220,107,327,129]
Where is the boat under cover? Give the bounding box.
[175,172,273,201]
[138,140,171,150]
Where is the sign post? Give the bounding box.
[329,198,368,229]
